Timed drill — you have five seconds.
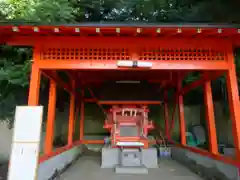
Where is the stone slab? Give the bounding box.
[142,148,158,168]
[115,165,148,174]
[101,146,120,168]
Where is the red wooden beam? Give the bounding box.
[36,60,229,70]
[226,51,240,161]
[169,96,178,133]
[178,79,186,145]
[28,63,41,105]
[78,71,172,82]
[163,90,169,138]
[44,80,57,154]
[81,140,104,144]
[181,71,225,95]
[68,79,75,145]
[65,71,80,90]
[87,88,108,118]
[42,71,73,94]
[80,91,85,141]
[43,71,83,103]
[204,80,218,155]
[5,35,231,48]
[98,101,162,105]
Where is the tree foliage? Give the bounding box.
[1,0,240,23]
[0,46,31,120]
[71,0,240,23]
[0,0,75,22]
[0,0,240,120]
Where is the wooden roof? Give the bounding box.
[1,22,240,46]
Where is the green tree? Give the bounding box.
[0,46,31,120]
[1,0,75,22]
[1,0,240,122]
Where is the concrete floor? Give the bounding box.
[59,156,203,180]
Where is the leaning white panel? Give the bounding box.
[8,106,43,180]
[12,106,43,142]
[8,143,40,180]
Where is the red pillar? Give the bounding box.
[68,80,75,145]
[164,90,169,138]
[226,62,240,160]
[28,63,41,105]
[28,47,41,105]
[225,48,240,160]
[44,80,57,154]
[80,91,85,141]
[178,80,186,145]
[204,81,218,154]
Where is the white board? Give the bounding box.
[8,143,39,180]
[13,106,43,142]
[8,106,43,180]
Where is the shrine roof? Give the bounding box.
[1,21,240,27]
[1,21,240,45]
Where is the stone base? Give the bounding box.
[121,148,141,167]
[101,146,120,168]
[142,148,158,168]
[101,146,158,169]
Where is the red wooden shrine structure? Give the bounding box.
[104,105,154,149]
[0,23,240,166]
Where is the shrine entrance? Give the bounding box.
[1,23,240,179]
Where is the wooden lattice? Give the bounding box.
[40,47,226,61]
[139,48,226,61]
[41,48,130,61]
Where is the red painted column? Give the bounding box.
[226,60,240,160]
[68,80,76,145]
[178,80,186,145]
[28,47,41,105]
[225,47,240,160]
[44,79,57,154]
[164,90,169,138]
[80,91,85,141]
[28,63,41,105]
[204,81,218,154]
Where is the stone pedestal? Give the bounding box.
[101,146,158,172]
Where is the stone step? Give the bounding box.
[115,165,148,174]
